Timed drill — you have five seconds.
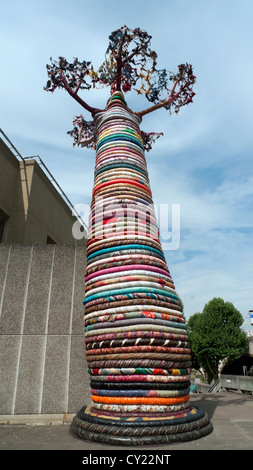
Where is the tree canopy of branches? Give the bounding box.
[187,297,248,383]
[44,25,196,151]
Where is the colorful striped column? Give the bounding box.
[70,92,212,445]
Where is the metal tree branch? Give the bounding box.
[60,70,102,116]
[137,79,182,116]
[45,25,212,447]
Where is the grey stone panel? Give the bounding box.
[23,245,54,335]
[67,334,90,413]
[0,244,88,417]
[41,335,69,414]
[48,246,75,335]
[0,245,32,335]
[71,244,86,335]
[14,335,45,414]
[0,245,11,307]
[0,335,20,414]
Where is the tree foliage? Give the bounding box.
[44,25,196,150]
[187,297,248,383]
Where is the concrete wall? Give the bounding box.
[0,243,90,420]
[0,138,86,245]
[0,138,19,220]
[193,375,253,394]
[220,375,253,393]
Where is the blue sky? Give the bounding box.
[1,0,253,329]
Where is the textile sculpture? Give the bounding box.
[70,91,213,445]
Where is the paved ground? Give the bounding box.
[0,393,252,452]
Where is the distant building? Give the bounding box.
[0,130,87,245]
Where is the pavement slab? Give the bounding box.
[0,393,252,452]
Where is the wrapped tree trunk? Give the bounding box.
[70,92,212,445]
[45,26,212,445]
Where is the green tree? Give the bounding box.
[187,297,248,383]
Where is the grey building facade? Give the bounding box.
[0,132,89,423]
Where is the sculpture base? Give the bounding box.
[70,405,213,446]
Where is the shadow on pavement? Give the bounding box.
[190,391,252,419]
